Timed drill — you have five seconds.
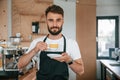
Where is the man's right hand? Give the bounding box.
[33,41,47,53]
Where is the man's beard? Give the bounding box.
[48,26,62,35]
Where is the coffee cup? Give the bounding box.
[48,43,58,50]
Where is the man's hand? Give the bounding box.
[53,52,72,63]
[33,41,47,53]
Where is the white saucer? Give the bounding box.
[47,54,62,58]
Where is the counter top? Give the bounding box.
[100,60,120,79]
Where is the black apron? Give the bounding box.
[36,35,69,80]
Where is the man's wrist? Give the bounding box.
[67,59,73,65]
[32,49,37,53]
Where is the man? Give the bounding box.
[18,4,84,80]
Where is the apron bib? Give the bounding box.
[36,35,69,80]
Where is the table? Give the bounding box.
[100,60,120,80]
[0,70,18,80]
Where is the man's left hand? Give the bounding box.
[53,52,72,63]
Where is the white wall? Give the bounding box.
[96,0,120,79]
[54,0,76,40]
[7,0,12,40]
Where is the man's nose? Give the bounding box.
[53,21,57,26]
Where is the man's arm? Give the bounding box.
[18,41,47,69]
[17,49,37,69]
[68,58,84,76]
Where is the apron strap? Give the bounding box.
[62,35,66,52]
[43,34,49,42]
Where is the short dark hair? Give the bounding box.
[45,5,64,17]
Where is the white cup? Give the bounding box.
[16,33,21,37]
[48,43,58,49]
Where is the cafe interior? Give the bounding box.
[0,0,120,80]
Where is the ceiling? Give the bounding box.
[12,0,53,16]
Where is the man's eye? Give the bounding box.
[57,18,63,22]
[48,19,53,22]
[57,19,61,22]
[47,19,63,22]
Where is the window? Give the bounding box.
[96,16,119,59]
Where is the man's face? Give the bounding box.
[46,12,64,35]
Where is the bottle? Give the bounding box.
[32,22,36,33]
[0,47,3,70]
[0,53,3,70]
[32,22,39,33]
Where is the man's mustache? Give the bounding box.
[51,26,59,29]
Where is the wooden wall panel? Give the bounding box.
[76,0,96,80]
[12,13,21,36]
[20,15,40,41]
[12,0,51,45]
[78,0,96,5]
[0,0,8,41]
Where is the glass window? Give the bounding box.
[96,16,119,59]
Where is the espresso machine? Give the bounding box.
[2,36,22,71]
[0,36,30,79]
[0,47,24,79]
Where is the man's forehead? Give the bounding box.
[47,17,63,20]
[47,12,63,18]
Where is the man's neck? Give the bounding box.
[48,34,62,40]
